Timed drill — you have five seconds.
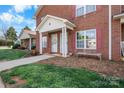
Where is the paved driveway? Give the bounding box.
[0,54,54,72]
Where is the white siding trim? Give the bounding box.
[109,5,112,60]
[39,32,42,54]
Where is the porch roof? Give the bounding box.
[113,13,124,23]
[19,30,36,40]
[36,15,76,32]
[113,13,124,19]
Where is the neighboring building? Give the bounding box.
[19,30,36,50]
[0,36,5,40]
[33,5,124,61]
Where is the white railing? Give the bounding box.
[121,41,124,56]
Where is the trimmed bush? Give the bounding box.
[0,40,13,46]
[12,44,20,49]
[31,46,36,50]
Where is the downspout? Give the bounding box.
[109,5,112,60]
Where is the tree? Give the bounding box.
[1,24,8,45]
[7,26,17,42]
[23,26,31,30]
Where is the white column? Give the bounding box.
[29,38,31,50]
[62,27,67,57]
[39,32,42,54]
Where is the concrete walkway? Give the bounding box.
[0,54,54,72]
[0,77,5,88]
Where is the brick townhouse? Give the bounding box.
[33,5,124,61]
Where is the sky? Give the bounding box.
[0,5,38,36]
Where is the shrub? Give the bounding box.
[31,46,36,50]
[0,40,13,46]
[12,44,20,49]
[7,41,14,47]
[20,47,26,50]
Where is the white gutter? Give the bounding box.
[109,5,112,60]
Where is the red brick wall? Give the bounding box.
[112,5,121,61]
[36,5,75,27]
[72,5,110,59]
[121,5,124,12]
[35,5,122,61]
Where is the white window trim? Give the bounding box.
[76,5,96,17]
[76,29,97,50]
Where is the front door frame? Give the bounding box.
[51,33,58,53]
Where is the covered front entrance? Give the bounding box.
[19,30,36,50]
[36,15,75,57]
[121,24,124,57]
[49,32,68,54]
[113,13,124,61]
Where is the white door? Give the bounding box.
[60,32,68,53]
[51,34,58,52]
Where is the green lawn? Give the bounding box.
[0,49,28,61]
[0,64,124,88]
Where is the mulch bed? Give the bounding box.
[37,56,124,78]
[5,76,26,88]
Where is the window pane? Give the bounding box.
[77,40,84,48]
[86,29,96,49]
[86,39,96,48]
[86,5,96,13]
[77,31,85,48]
[76,6,84,16]
[77,31,85,40]
[86,30,96,39]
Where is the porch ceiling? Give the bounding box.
[36,15,76,32]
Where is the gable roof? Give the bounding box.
[36,15,76,31]
[19,30,36,39]
[23,30,36,35]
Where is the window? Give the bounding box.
[42,36,47,48]
[76,5,96,17]
[76,5,85,17]
[76,29,96,49]
[86,5,96,14]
